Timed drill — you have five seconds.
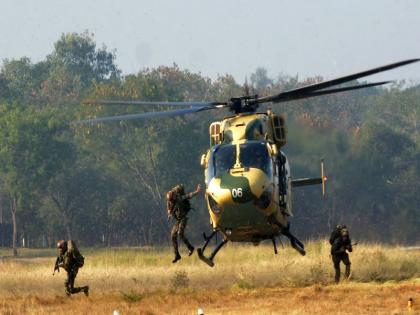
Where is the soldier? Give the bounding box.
[331,227,353,283]
[167,183,201,263]
[54,240,89,296]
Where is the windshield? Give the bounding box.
[207,144,236,180]
[239,142,271,175]
[207,142,272,181]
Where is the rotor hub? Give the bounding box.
[229,95,259,114]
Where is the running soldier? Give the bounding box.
[330,227,353,283]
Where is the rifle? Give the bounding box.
[53,256,62,276]
[344,242,358,253]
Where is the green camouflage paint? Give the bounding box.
[223,130,233,143]
[245,119,263,140]
[219,172,257,203]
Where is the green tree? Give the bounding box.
[250,67,272,92]
[48,31,120,85]
[1,58,38,100]
[0,104,72,254]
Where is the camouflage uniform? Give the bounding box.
[329,224,345,245]
[167,185,199,262]
[56,240,89,296]
[330,229,352,283]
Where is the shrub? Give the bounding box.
[120,291,143,302]
[171,270,189,290]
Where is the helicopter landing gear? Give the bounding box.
[197,231,228,267]
[272,238,278,254]
[281,228,306,256]
[268,215,306,256]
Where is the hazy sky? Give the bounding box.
[1,0,420,83]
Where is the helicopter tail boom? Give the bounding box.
[291,159,327,197]
[291,177,322,187]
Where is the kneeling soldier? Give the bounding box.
[54,240,89,296]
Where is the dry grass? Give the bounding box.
[0,241,418,314]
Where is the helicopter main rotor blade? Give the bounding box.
[83,99,227,107]
[74,106,217,124]
[256,58,420,104]
[286,81,391,101]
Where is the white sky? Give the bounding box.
[1,0,420,83]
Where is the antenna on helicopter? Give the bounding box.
[243,77,251,97]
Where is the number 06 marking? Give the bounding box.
[231,188,243,198]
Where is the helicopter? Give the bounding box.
[79,59,419,267]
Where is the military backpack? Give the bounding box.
[67,240,85,268]
[167,185,192,219]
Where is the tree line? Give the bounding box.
[0,32,418,255]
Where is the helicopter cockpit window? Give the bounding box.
[239,142,272,175]
[208,144,236,180]
[207,142,272,182]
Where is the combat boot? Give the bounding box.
[334,267,341,283]
[172,252,181,263]
[345,265,351,279]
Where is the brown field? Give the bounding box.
[0,241,418,314]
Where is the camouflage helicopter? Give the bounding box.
[80,59,419,267]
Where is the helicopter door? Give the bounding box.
[277,152,287,206]
[277,152,292,216]
[286,178,293,216]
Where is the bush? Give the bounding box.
[231,279,253,290]
[171,270,189,290]
[120,291,143,302]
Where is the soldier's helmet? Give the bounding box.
[175,184,185,195]
[340,228,349,238]
[57,240,67,250]
[336,224,343,230]
[167,184,185,201]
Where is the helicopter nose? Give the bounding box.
[207,171,267,206]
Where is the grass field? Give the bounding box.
[0,241,418,314]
